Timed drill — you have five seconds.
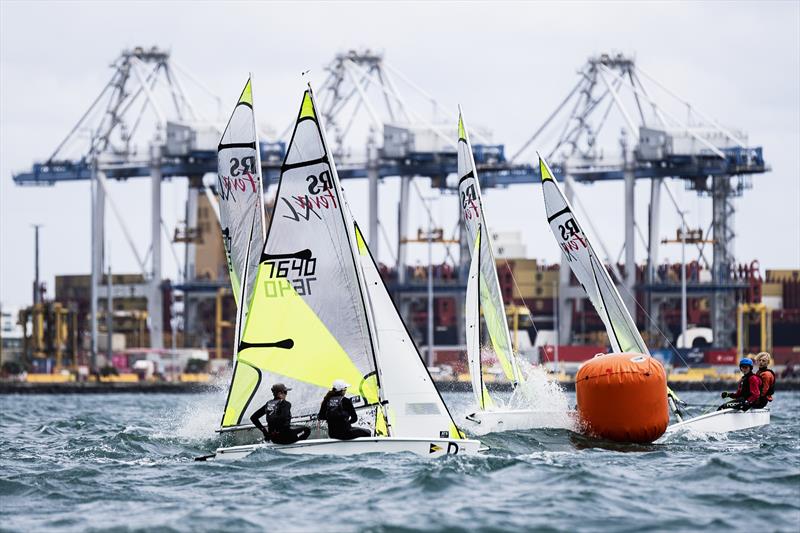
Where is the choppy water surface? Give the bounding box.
[1,390,798,532]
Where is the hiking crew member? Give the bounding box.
[720,358,762,411]
[753,352,776,409]
[318,380,372,440]
[250,383,311,445]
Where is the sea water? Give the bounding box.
[1,391,798,532]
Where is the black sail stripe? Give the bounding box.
[458,171,475,186]
[218,141,258,151]
[547,206,571,223]
[281,155,329,172]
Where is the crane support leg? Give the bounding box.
[149,143,164,349]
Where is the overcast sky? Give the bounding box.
[1,1,798,310]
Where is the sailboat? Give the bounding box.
[200,86,482,461]
[215,77,267,428]
[457,109,561,430]
[537,155,769,436]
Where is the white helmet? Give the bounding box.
[332,379,350,391]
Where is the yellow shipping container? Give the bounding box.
[762,282,784,297]
[27,373,74,383]
[766,269,800,282]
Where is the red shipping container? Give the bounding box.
[704,349,736,365]
[772,346,800,365]
[540,345,608,363]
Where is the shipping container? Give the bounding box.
[705,349,737,365]
[539,345,608,363]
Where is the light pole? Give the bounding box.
[680,220,687,348]
[552,280,559,373]
[32,224,42,305]
[426,201,434,366]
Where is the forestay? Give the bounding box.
[457,109,522,393]
[221,88,383,428]
[539,156,649,355]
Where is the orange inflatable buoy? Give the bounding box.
[576,353,669,443]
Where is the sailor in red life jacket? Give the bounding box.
[753,352,776,409]
[719,358,762,411]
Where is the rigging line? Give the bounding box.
[377,220,397,265]
[611,265,713,396]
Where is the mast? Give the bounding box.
[307,85,391,433]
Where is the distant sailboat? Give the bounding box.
[458,109,562,430]
[201,87,482,460]
[538,155,769,436]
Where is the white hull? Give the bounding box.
[466,409,575,431]
[197,437,485,462]
[664,408,770,436]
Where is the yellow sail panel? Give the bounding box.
[375,408,388,436]
[481,383,495,410]
[355,225,368,256]
[479,272,515,381]
[540,157,554,181]
[221,363,260,426]
[299,90,315,119]
[238,78,253,106]
[458,113,467,142]
[228,262,242,307]
[238,267,378,401]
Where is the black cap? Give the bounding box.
[271,383,291,394]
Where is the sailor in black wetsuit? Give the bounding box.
[318,379,372,440]
[250,383,311,445]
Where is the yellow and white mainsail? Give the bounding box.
[217,78,267,427]
[221,87,381,427]
[457,108,523,407]
[221,86,464,441]
[539,156,649,355]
